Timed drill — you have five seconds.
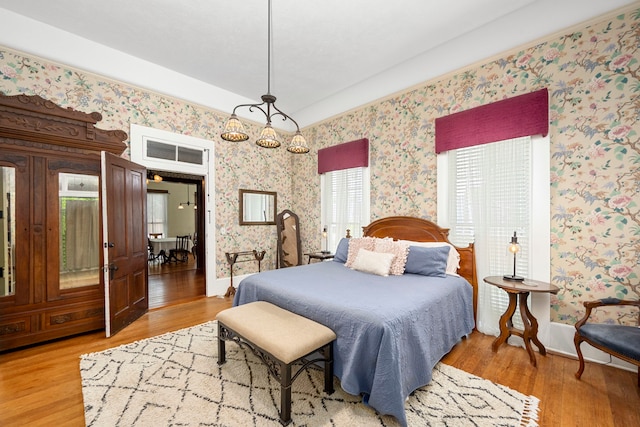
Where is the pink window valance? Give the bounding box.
[318,138,369,174]
[435,88,548,154]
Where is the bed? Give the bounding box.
[233,216,477,426]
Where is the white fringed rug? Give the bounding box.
[80,321,539,426]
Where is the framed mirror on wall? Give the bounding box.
[239,189,277,225]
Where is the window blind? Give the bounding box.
[447,136,532,332]
[147,192,168,237]
[321,167,368,251]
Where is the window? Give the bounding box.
[321,167,370,252]
[147,191,168,237]
[438,135,550,335]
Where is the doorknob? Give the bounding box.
[109,263,118,279]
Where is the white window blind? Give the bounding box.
[147,192,168,237]
[446,136,533,333]
[321,167,370,252]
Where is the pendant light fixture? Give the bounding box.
[178,184,196,210]
[220,0,309,154]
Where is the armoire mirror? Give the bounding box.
[58,172,100,289]
[239,189,277,225]
[0,166,15,297]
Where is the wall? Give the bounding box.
[0,7,638,325]
[0,48,293,279]
[293,8,640,325]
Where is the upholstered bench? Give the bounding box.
[216,301,336,425]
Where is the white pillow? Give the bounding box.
[397,240,460,275]
[351,248,395,276]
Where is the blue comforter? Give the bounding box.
[233,260,475,426]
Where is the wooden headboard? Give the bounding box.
[362,216,478,321]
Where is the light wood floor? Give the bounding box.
[1,293,638,426]
[148,254,205,309]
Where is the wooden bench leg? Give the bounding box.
[217,322,226,365]
[323,342,334,394]
[280,361,292,426]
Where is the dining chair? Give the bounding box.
[168,235,190,263]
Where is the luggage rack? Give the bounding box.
[224,250,266,297]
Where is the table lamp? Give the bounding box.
[321,227,330,254]
[503,231,524,281]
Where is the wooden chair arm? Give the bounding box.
[575,298,640,331]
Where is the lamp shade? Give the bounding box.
[256,123,281,148]
[287,131,310,153]
[221,114,250,142]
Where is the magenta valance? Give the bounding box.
[318,138,369,174]
[435,88,548,154]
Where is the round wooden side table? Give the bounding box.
[483,276,559,367]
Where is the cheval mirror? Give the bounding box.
[276,209,302,268]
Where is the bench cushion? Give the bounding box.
[579,324,640,362]
[216,301,336,364]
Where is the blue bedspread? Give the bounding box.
[233,260,475,426]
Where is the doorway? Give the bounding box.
[129,123,216,302]
[146,172,206,308]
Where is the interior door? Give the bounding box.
[101,152,148,337]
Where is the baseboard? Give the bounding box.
[212,273,255,297]
[548,321,636,373]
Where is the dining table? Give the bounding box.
[149,236,193,262]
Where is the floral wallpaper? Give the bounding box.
[293,8,640,326]
[1,6,638,325]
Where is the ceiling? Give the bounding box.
[0,0,636,128]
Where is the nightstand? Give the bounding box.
[305,252,334,264]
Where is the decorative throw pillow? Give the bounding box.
[398,240,460,275]
[374,238,409,275]
[333,238,349,263]
[345,237,377,268]
[404,245,450,277]
[351,248,395,276]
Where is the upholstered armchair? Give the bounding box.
[574,298,640,386]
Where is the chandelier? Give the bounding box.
[220,0,309,154]
[178,184,197,210]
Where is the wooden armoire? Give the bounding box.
[0,93,148,351]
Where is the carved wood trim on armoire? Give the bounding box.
[0,93,127,351]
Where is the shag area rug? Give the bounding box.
[80,321,539,426]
